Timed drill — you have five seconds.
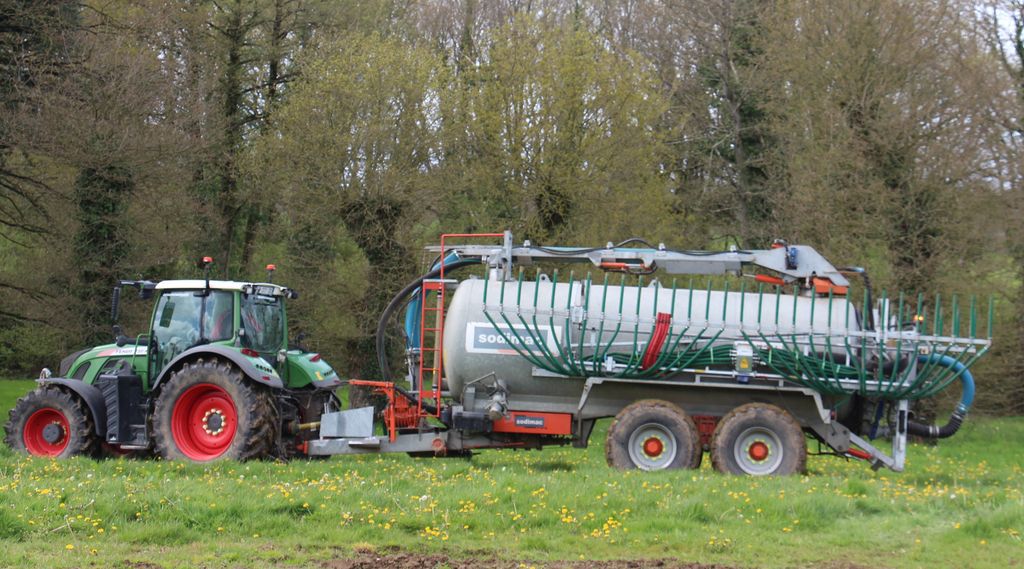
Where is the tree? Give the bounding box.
[983,0,1024,413]
[245,33,440,374]
[761,0,997,292]
[435,14,669,244]
[0,2,76,249]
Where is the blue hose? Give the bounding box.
[917,354,974,415]
[404,251,464,350]
[907,354,974,438]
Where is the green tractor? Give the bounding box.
[3,264,342,461]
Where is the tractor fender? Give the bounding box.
[38,378,108,436]
[152,345,285,392]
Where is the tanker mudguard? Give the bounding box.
[38,378,108,436]
[152,345,285,391]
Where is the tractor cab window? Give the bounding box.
[151,290,233,373]
[240,293,284,354]
[204,291,234,342]
[151,291,202,372]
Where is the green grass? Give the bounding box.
[0,378,1021,568]
[0,380,35,417]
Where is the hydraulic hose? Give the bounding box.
[906,354,975,439]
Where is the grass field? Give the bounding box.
[0,378,1021,568]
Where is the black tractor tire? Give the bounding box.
[605,399,703,470]
[4,386,98,458]
[710,402,807,476]
[152,359,279,462]
[283,389,341,460]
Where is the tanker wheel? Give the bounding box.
[710,403,806,476]
[4,386,98,458]
[153,359,278,462]
[605,400,702,471]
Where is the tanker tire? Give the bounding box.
[4,386,98,458]
[605,399,702,470]
[153,359,278,462]
[710,403,806,476]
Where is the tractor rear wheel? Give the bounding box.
[605,399,702,470]
[710,403,806,476]
[4,387,98,458]
[153,359,278,462]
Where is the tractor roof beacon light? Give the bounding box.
[201,257,213,295]
[266,264,276,283]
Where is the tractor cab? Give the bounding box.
[42,274,336,400]
[147,280,294,383]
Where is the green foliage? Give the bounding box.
[251,224,370,373]
[436,15,669,244]
[246,31,442,374]
[761,1,998,292]
[73,166,134,344]
[0,327,64,376]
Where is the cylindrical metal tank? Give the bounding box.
[442,278,859,401]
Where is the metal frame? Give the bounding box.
[428,230,851,285]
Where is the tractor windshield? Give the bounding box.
[240,293,285,354]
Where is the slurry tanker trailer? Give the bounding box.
[314,232,991,475]
[6,232,991,476]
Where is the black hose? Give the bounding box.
[904,355,973,439]
[907,411,965,439]
[373,259,479,415]
[375,259,480,383]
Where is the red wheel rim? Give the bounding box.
[748,440,770,462]
[642,436,664,458]
[23,408,70,457]
[170,384,238,461]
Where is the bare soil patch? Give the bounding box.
[323,553,735,569]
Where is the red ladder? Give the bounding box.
[417,279,446,417]
[416,233,506,418]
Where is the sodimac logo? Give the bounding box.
[465,322,562,355]
[513,415,545,428]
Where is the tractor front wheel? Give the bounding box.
[153,359,278,462]
[4,387,98,458]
